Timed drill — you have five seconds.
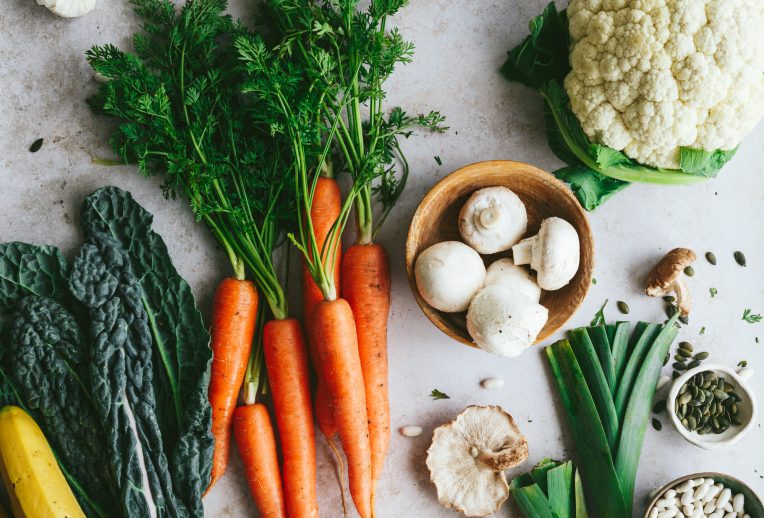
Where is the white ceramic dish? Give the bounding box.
[666,363,757,450]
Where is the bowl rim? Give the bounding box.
[666,363,758,450]
[404,159,593,348]
[643,471,764,517]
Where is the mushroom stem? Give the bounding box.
[511,237,535,265]
[672,278,691,316]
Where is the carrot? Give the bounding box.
[207,277,258,490]
[341,243,391,493]
[263,318,318,518]
[303,175,342,437]
[313,298,372,518]
[233,404,286,518]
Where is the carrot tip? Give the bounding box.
[327,438,348,517]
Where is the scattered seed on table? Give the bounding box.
[663,295,676,303]
[673,371,681,379]
[684,265,695,277]
[694,352,709,361]
[29,138,43,153]
[734,251,747,267]
[673,361,688,371]
[705,252,717,265]
[653,400,666,414]
[617,301,630,314]
[480,377,504,389]
[687,360,702,369]
[652,418,662,431]
[666,304,678,318]
[663,352,670,366]
[677,348,693,358]
[679,315,689,325]
[679,341,694,352]
[400,426,423,437]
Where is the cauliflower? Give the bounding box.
[565,0,764,168]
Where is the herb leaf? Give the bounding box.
[430,389,450,400]
[742,309,762,324]
[591,299,608,327]
[710,288,718,298]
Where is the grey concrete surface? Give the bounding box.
[1,1,763,517]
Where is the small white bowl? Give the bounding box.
[666,363,757,450]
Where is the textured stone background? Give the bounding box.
[1,1,763,516]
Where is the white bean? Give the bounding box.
[681,491,695,506]
[649,508,659,518]
[708,513,722,518]
[658,508,677,518]
[693,484,711,502]
[400,426,422,437]
[682,504,694,516]
[723,513,736,518]
[704,501,717,514]
[723,502,733,512]
[656,498,675,508]
[677,480,696,493]
[703,485,723,502]
[716,488,732,509]
[733,493,745,512]
[480,377,504,389]
[665,489,677,499]
[690,508,704,518]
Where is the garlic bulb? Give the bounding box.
[37,0,96,18]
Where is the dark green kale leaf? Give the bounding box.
[8,296,117,518]
[79,186,213,515]
[0,243,70,313]
[501,3,570,89]
[69,237,186,518]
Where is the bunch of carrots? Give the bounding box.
[87,0,443,517]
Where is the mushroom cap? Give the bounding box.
[426,405,529,517]
[415,241,486,312]
[531,217,580,291]
[458,187,528,254]
[466,285,548,357]
[484,258,541,303]
[646,248,697,296]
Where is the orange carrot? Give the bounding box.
[263,318,319,518]
[341,243,391,493]
[303,175,342,438]
[313,299,372,518]
[233,404,286,518]
[207,277,258,490]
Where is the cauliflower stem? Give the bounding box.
[502,2,753,210]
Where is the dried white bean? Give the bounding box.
[656,498,676,508]
[665,489,677,499]
[703,485,723,502]
[677,480,696,493]
[716,488,732,509]
[690,508,703,518]
[682,504,694,515]
[723,513,736,518]
[658,508,677,518]
[708,513,722,518]
[681,491,695,506]
[649,508,659,518]
[693,484,711,502]
[733,493,745,512]
[704,501,717,514]
[723,502,732,512]
[480,377,504,389]
[400,426,422,437]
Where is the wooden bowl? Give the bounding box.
[405,160,594,348]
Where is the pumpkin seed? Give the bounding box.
[687,416,697,430]
[732,415,743,426]
[723,382,734,393]
[679,315,689,325]
[666,304,678,318]
[673,361,688,371]
[679,341,694,352]
[672,371,680,380]
[688,399,702,407]
[677,348,693,359]
[679,383,688,395]
[705,252,717,265]
[694,351,709,361]
[679,392,692,405]
[687,360,702,369]
[29,138,43,153]
[616,301,630,314]
[684,265,695,277]
[653,400,666,414]
[651,418,662,431]
[663,352,670,366]
[681,418,689,428]
[713,389,728,400]
[663,295,676,303]
[730,403,738,415]
[734,251,747,267]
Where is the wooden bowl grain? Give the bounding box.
[405,160,594,348]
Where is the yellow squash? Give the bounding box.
[0,406,85,518]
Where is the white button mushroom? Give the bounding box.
[415,241,486,312]
[484,258,542,303]
[511,217,580,291]
[458,187,528,254]
[426,405,529,517]
[466,285,548,357]
[37,0,96,18]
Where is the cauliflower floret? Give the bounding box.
[564,0,764,169]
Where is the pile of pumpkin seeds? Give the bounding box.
[671,341,709,379]
[675,371,744,434]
